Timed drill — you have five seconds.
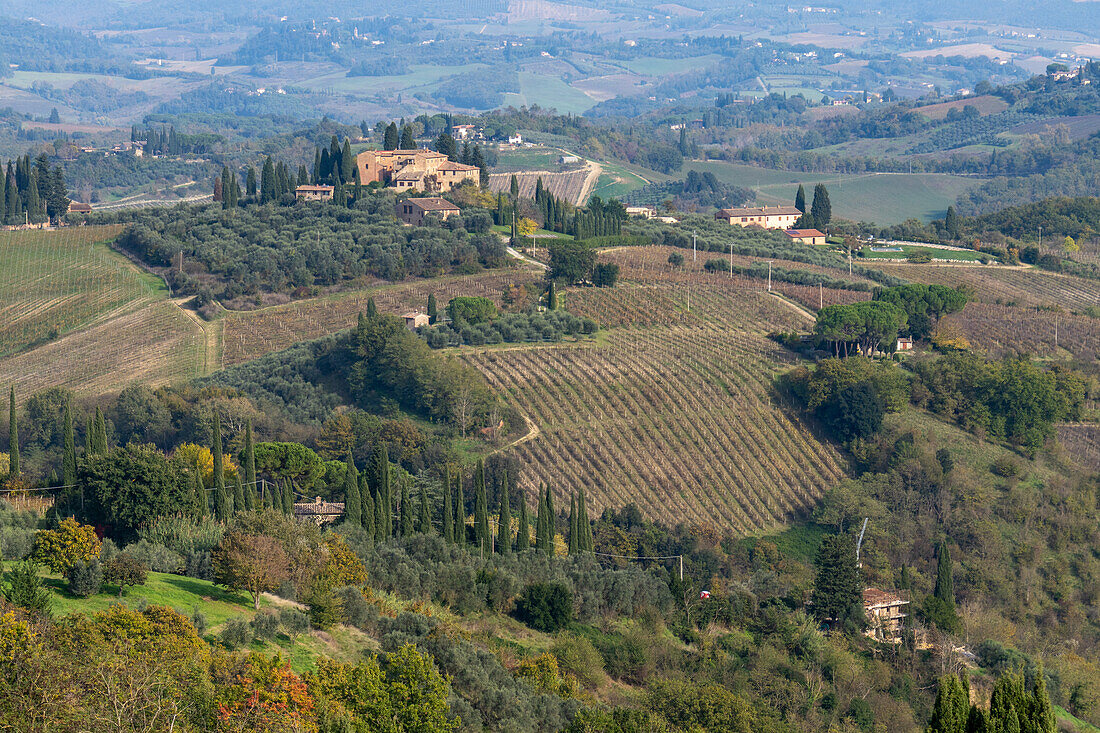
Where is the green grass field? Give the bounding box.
[297,63,487,95]
[495,146,564,170]
[613,55,722,76]
[588,160,651,200]
[0,225,158,358]
[683,161,980,225]
[38,570,375,673]
[501,72,596,115]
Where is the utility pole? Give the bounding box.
[1038,225,1042,249]
[819,281,823,309]
[767,260,772,291]
[692,230,697,261]
[729,240,733,278]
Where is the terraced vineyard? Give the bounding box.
[1056,424,1100,471]
[0,299,204,401]
[487,169,590,205]
[894,264,1100,311]
[222,270,541,365]
[941,303,1100,361]
[0,225,139,357]
[465,283,848,534]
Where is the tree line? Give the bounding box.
[2,152,69,224]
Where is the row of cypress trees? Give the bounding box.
[6,388,100,486]
[340,453,596,555]
[928,667,1054,733]
[193,416,295,521]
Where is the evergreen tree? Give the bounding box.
[243,420,256,490]
[427,293,438,324]
[220,166,232,210]
[233,473,245,516]
[46,167,68,222]
[312,148,321,184]
[810,183,832,231]
[928,674,970,733]
[85,416,93,456]
[454,470,466,546]
[474,459,489,554]
[497,470,511,554]
[400,125,416,150]
[370,444,391,539]
[298,165,309,187]
[7,387,17,478]
[442,467,454,543]
[212,414,231,521]
[989,672,1026,733]
[62,403,76,487]
[341,139,354,182]
[260,157,277,204]
[516,492,529,551]
[399,477,414,537]
[193,463,207,516]
[418,485,432,535]
[577,486,592,552]
[92,407,108,456]
[547,280,558,310]
[245,479,256,512]
[383,123,399,151]
[794,183,807,213]
[926,540,961,633]
[568,492,578,554]
[510,174,519,199]
[279,480,291,515]
[246,166,258,197]
[360,473,375,541]
[945,205,960,240]
[343,450,361,527]
[1029,664,1055,733]
[810,533,864,629]
[4,562,51,617]
[436,132,457,161]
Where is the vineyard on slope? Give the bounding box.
[894,264,1100,311]
[222,270,541,366]
[464,282,848,534]
[0,225,139,357]
[940,302,1100,361]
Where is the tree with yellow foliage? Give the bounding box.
[30,518,100,573]
[516,217,538,237]
[171,443,238,487]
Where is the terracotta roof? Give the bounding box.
[862,587,909,609]
[785,228,825,237]
[393,169,426,181]
[68,202,92,212]
[296,185,334,192]
[437,161,479,171]
[407,197,459,211]
[403,311,427,319]
[717,205,801,217]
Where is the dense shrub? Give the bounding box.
[219,617,253,649]
[66,559,104,597]
[122,540,184,574]
[250,611,279,639]
[513,582,573,632]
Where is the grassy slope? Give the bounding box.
[0,226,205,401]
[502,72,597,115]
[684,161,980,224]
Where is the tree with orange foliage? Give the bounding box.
[215,653,317,733]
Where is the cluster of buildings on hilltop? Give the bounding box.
[294,149,481,219]
[714,205,826,245]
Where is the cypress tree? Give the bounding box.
[92,407,108,455]
[341,139,354,182]
[400,125,415,150]
[810,533,863,628]
[261,157,277,204]
[928,674,970,733]
[344,450,361,527]
[418,485,432,535]
[577,486,592,552]
[930,540,961,633]
[810,183,832,231]
[298,165,309,187]
[1030,664,1055,733]
[62,403,76,487]
[7,387,17,478]
[474,459,489,554]
[193,463,207,516]
[945,205,960,239]
[516,492,530,551]
[399,477,414,537]
[212,414,231,521]
[547,280,557,310]
[360,473,375,541]
[282,481,294,515]
[245,479,257,512]
[545,485,555,551]
[233,473,245,516]
[85,415,93,456]
[509,174,519,199]
[246,166,257,197]
[383,123,399,150]
[535,484,546,552]
[497,470,512,554]
[794,183,806,213]
[442,467,454,543]
[568,492,578,554]
[454,470,466,546]
[427,293,438,324]
[243,420,256,490]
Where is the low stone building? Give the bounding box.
[715,205,801,229]
[784,228,826,245]
[396,197,460,226]
[403,311,430,329]
[295,185,334,202]
[862,587,909,644]
[293,497,344,526]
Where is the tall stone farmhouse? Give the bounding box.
[355,150,480,193]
